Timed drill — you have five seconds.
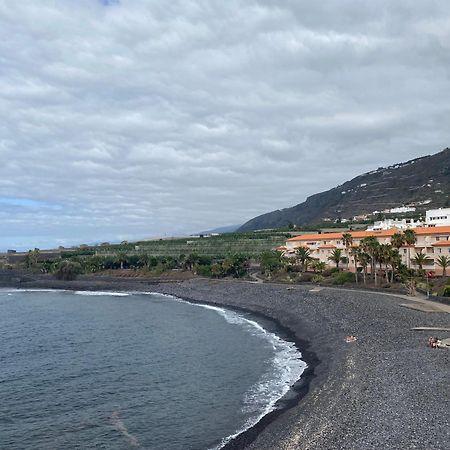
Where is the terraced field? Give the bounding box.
[95,231,290,258]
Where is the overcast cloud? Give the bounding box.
[1,0,450,250]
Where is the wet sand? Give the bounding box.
[2,274,449,449]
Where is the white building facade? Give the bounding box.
[285,226,450,275]
[367,218,422,231]
[426,208,450,227]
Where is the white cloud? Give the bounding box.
[1,0,449,249]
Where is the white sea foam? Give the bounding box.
[159,297,307,450]
[197,304,306,450]
[4,287,305,448]
[140,292,177,299]
[0,288,65,293]
[73,291,130,297]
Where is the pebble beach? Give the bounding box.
[2,274,449,449]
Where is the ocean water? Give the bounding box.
[0,289,306,450]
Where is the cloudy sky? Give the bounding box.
[1,0,449,250]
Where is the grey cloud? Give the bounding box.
[1,0,450,249]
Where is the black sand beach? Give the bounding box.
[2,274,449,449]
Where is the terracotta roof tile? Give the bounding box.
[431,241,450,247]
[287,226,450,242]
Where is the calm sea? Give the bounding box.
[0,289,305,449]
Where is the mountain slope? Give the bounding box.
[239,148,450,231]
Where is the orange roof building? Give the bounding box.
[284,226,450,274]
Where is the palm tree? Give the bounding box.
[391,232,406,269]
[412,250,430,272]
[388,247,401,283]
[311,260,326,273]
[342,233,353,271]
[328,248,343,270]
[296,247,312,272]
[436,255,450,277]
[358,251,371,285]
[403,229,417,269]
[349,246,360,283]
[138,253,151,270]
[360,236,380,285]
[391,232,405,249]
[379,244,391,282]
[116,252,128,270]
[183,253,200,271]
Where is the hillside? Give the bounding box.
[239,148,450,231]
[93,231,290,258]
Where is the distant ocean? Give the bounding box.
[0,289,306,450]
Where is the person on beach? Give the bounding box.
[428,336,444,349]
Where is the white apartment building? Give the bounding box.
[385,206,416,214]
[367,218,422,231]
[426,208,450,227]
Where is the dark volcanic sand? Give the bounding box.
[3,275,450,449]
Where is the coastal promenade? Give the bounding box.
[2,274,449,449]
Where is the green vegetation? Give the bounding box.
[436,256,450,277]
[312,274,324,283]
[295,247,312,272]
[7,227,449,296]
[11,230,290,281]
[311,260,326,273]
[328,248,343,270]
[331,271,354,285]
[54,260,82,281]
[260,251,284,275]
[24,248,40,269]
[412,251,433,273]
[95,231,290,258]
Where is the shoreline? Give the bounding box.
[173,293,320,450]
[1,274,449,449]
[2,285,317,450]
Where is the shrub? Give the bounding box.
[195,264,212,277]
[298,273,314,282]
[287,273,300,282]
[322,267,340,277]
[331,271,354,285]
[312,274,324,284]
[54,260,82,281]
[211,263,225,278]
[441,285,450,297]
